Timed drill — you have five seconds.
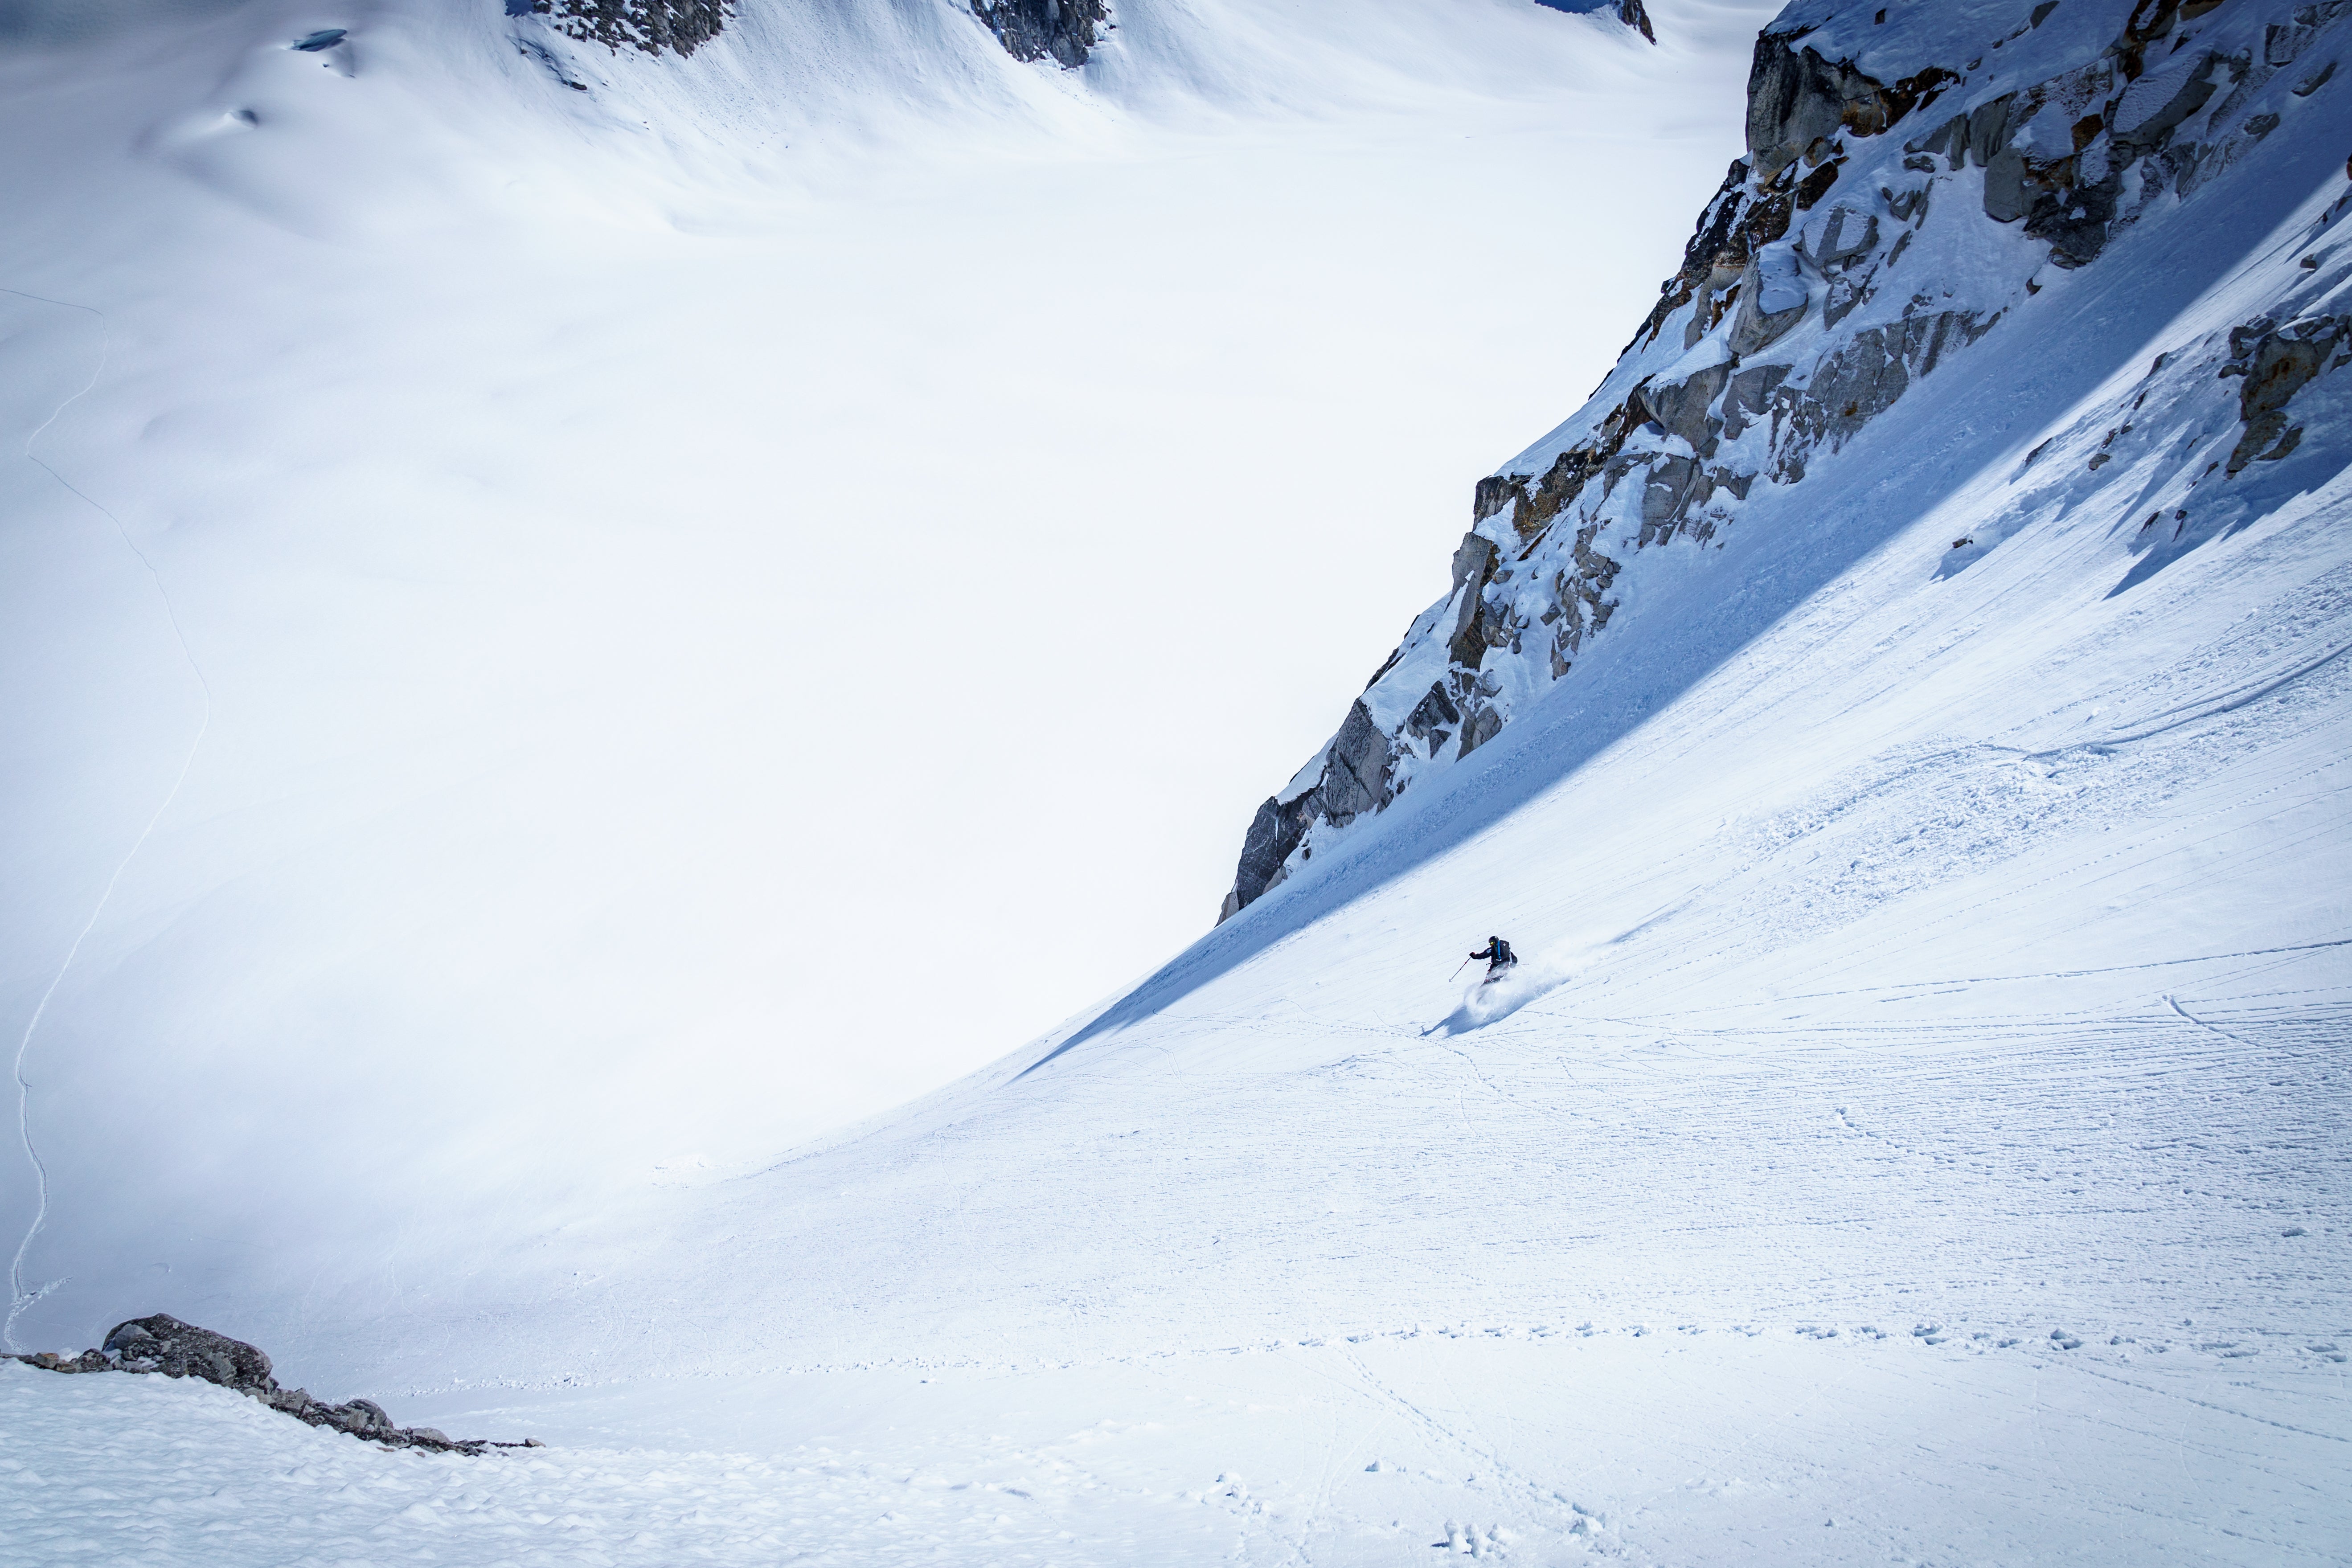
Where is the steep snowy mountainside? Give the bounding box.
[302,0,2351,1389]
[1221,0,2351,920]
[332,39,2351,1549]
[0,0,1780,1360]
[4,3,2346,1563]
[348,139,2352,1544]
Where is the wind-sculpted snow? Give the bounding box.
[1223,0,2352,921]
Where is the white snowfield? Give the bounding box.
[6,0,2352,1563]
[0,0,1781,1316]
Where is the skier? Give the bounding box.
[1468,935,1517,982]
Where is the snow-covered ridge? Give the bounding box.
[1538,0,1658,45]
[1220,0,2351,921]
[524,0,1106,66]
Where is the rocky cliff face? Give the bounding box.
[530,0,730,57]
[524,0,1109,69]
[974,0,1111,68]
[1219,0,2352,923]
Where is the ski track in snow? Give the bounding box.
[1,287,212,1354]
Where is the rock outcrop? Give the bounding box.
[1218,0,2350,922]
[2221,311,2351,473]
[1536,0,1658,44]
[973,0,1110,69]
[12,1314,539,1455]
[527,0,729,57]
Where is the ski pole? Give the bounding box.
[1449,956,1471,981]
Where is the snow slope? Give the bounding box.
[0,0,1776,1352]
[8,0,2351,1564]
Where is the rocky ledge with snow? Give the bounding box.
[1539,0,1659,45]
[1221,0,2351,921]
[528,0,732,57]
[11,1314,535,1455]
[519,0,1648,78]
[523,0,1111,67]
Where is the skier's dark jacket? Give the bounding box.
[1470,937,1516,973]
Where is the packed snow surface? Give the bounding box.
[6,0,2352,1563]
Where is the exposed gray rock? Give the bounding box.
[1982,146,2033,222]
[1905,111,1968,172]
[1966,92,2020,168]
[1746,38,1862,180]
[1643,163,1760,353]
[1321,700,1396,825]
[16,1314,536,1455]
[532,0,728,57]
[2221,313,2349,474]
[1808,204,1878,268]
[1634,361,1732,453]
[1457,705,1505,758]
[325,1397,397,1437]
[1500,405,1639,546]
[1216,0,2337,925]
[973,0,1109,69]
[1728,243,1811,356]
[1450,530,1499,595]
[1721,363,1787,442]
[1639,454,1701,539]
[1222,791,1315,922]
[1405,682,1462,753]
[1744,33,1958,181]
[1773,308,1994,481]
[1447,533,1500,668]
[1217,697,1406,920]
[2110,53,2224,156]
[2024,169,2124,269]
[103,1314,274,1393]
[1472,474,1520,523]
[1532,0,1654,44]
